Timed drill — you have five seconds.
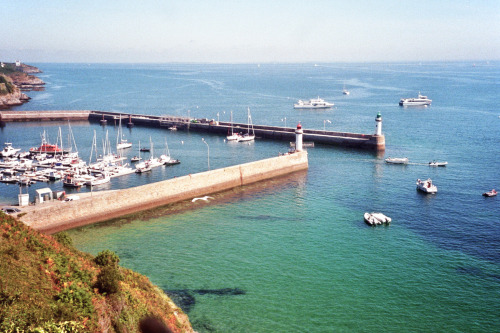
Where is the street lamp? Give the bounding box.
[202,138,210,170]
[324,119,331,131]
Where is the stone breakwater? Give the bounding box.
[20,151,309,233]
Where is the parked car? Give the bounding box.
[63,195,80,202]
[1,207,21,214]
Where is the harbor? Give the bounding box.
[0,109,385,151]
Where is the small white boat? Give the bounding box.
[294,97,334,109]
[399,92,432,106]
[0,143,21,157]
[416,178,437,193]
[131,156,141,162]
[429,161,448,167]
[385,157,409,164]
[364,212,392,226]
[86,172,110,186]
[342,85,350,95]
[482,189,497,197]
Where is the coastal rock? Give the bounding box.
[0,62,42,109]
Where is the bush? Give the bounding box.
[95,266,122,295]
[94,250,120,267]
[53,232,73,247]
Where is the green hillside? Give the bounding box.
[0,212,193,333]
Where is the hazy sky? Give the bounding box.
[2,0,499,63]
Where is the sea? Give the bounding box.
[1,62,499,332]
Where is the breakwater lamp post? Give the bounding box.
[202,138,210,170]
[324,119,331,131]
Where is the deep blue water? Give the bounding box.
[1,62,499,332]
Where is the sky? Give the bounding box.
[2,0,499,63]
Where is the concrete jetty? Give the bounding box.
[0,110,385,150]
[19,150,309,233]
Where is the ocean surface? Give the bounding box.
[1,62,499,332]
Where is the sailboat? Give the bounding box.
[116,115,132,150]
[237,107,255,142]
[342,84,350,95]
[226,110,241,141]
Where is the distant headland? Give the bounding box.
[0,61,45,109]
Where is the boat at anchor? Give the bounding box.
[399,92,432,106]
[294,97,334,109]
[416,178,437,193]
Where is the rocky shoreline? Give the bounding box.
[0,62,45,109]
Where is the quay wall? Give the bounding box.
[0,110,91,122]
[20,151,308,233]
[0,110,384,150]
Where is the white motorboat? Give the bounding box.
[416,178,437,193]
[429,161,448,167]
[385,157,409,164]
[364,212,392,226]
[482,189,497,197]
[0,143,21,157]
[399,92,432,106]
[86,172,110,186]
[294,97,334,109]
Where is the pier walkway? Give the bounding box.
[0,110,385,151]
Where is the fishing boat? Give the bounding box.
[416,178,437,193]
[482,189,497,197]
[0,143,21,157]
[399,92,432,106]
[62,174,83,188]
[429,161,448,167]
[237,108,255,142]
[364,212,392,226]
[294,97,334,109]
[385,157,409,164]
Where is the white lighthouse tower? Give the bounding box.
[295,122,303,152]
[375,112,382,136]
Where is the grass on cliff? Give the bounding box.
[0,212,192,333]
[0,75,15,94]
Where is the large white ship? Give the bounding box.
[294,97,334,109]
[399,92,432,106]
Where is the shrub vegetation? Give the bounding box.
[0,213,193,332]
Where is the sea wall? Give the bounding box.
[0,110,91,121]
[20,151,308,233]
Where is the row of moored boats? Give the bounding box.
[0,135,181,188]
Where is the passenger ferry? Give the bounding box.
[399,92,432,106]
[294,97,334,109]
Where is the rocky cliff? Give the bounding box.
[0,62,44,109]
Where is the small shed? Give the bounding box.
[35,188,53,204]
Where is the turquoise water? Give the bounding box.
[2,62,499,332]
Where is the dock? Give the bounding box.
[0,110,385,151]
